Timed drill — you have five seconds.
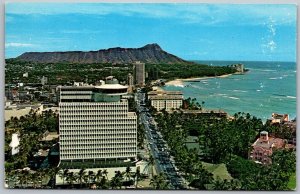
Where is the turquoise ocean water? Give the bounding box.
[163,61,297,121]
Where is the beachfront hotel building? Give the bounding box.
[134,61,145,86]
[58,76,137,165]
[147,90,183,111]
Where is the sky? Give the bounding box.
[5,3,297,62]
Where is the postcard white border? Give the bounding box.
[0,1,299,194]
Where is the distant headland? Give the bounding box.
[16,43,191,64]
[6,44,245,85]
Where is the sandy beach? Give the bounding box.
[165,74,233,87]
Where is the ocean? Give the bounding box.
[163,61,297,121]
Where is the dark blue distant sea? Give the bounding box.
[163,61,297,121]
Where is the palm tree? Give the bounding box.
[58,169,69,186]
[230,179,241,190]
[87,171,95,188]
[150,173,168,189]
[49,167,60,189]
[94,169,104,189]
[148,155,155,178]
[26,172,33,188]
[98,175,110,189]
[17,171,25,188]
[212,177,231,190]
[188,163,213,190]
[77,169,86,188]
[212,177,224,190]
[16,170,26,188]
[125,166,132,181]
[22,169,30,188]
[134,168,143,189]
[102,169,108,179]
[37,169,47,188]
[12,117,20,129]
[201,101,205,109]
[66,172,77,188]
[95,170,102,180]
[110,171,124,189]
[12,170,18,188]
[83,174,89,188]
[110,176,118,189]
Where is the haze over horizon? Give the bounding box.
[5,3,296,62]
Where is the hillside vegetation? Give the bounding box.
[5,59,237,85]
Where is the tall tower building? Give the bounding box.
[127,73,134,86]
[134,61,145,86]
[58,76,137,166]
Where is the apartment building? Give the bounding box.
[58,76,137,165]
[147,90,183,111]
[134,61,145,86]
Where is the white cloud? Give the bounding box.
[5,3,296,26]
[60,29,105,34]
[260,15,279,58]
[186,51,209,57]
[5,42,36,48]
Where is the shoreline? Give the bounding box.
[164,73,233,87]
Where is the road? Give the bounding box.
[136,91,187,190]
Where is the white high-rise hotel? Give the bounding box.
[58,76,137,164]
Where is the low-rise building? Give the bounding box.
[5,103,43,121]
[9,133,20,155]
[268,113,289,124]
[147,90,183,111]
[127,73,135,93]
[40,131,59,141]
[181,109,228,118]
[266,113,296,145]
[249,131,295,164]
[23,72,28,78]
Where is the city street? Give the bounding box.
[136,91,187,189]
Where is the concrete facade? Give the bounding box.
[58,77,137,163]
[147,90,183,111]
[134,61,145,86]
[249,131,295,164]
[127,73,134,86]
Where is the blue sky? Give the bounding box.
[5,3,297,61]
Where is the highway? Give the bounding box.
[136,91,187,189]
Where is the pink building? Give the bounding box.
[249,131,294,164]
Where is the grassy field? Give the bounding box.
[202,162,232,180]
[287,172,296,190]
[185,140,232,181]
